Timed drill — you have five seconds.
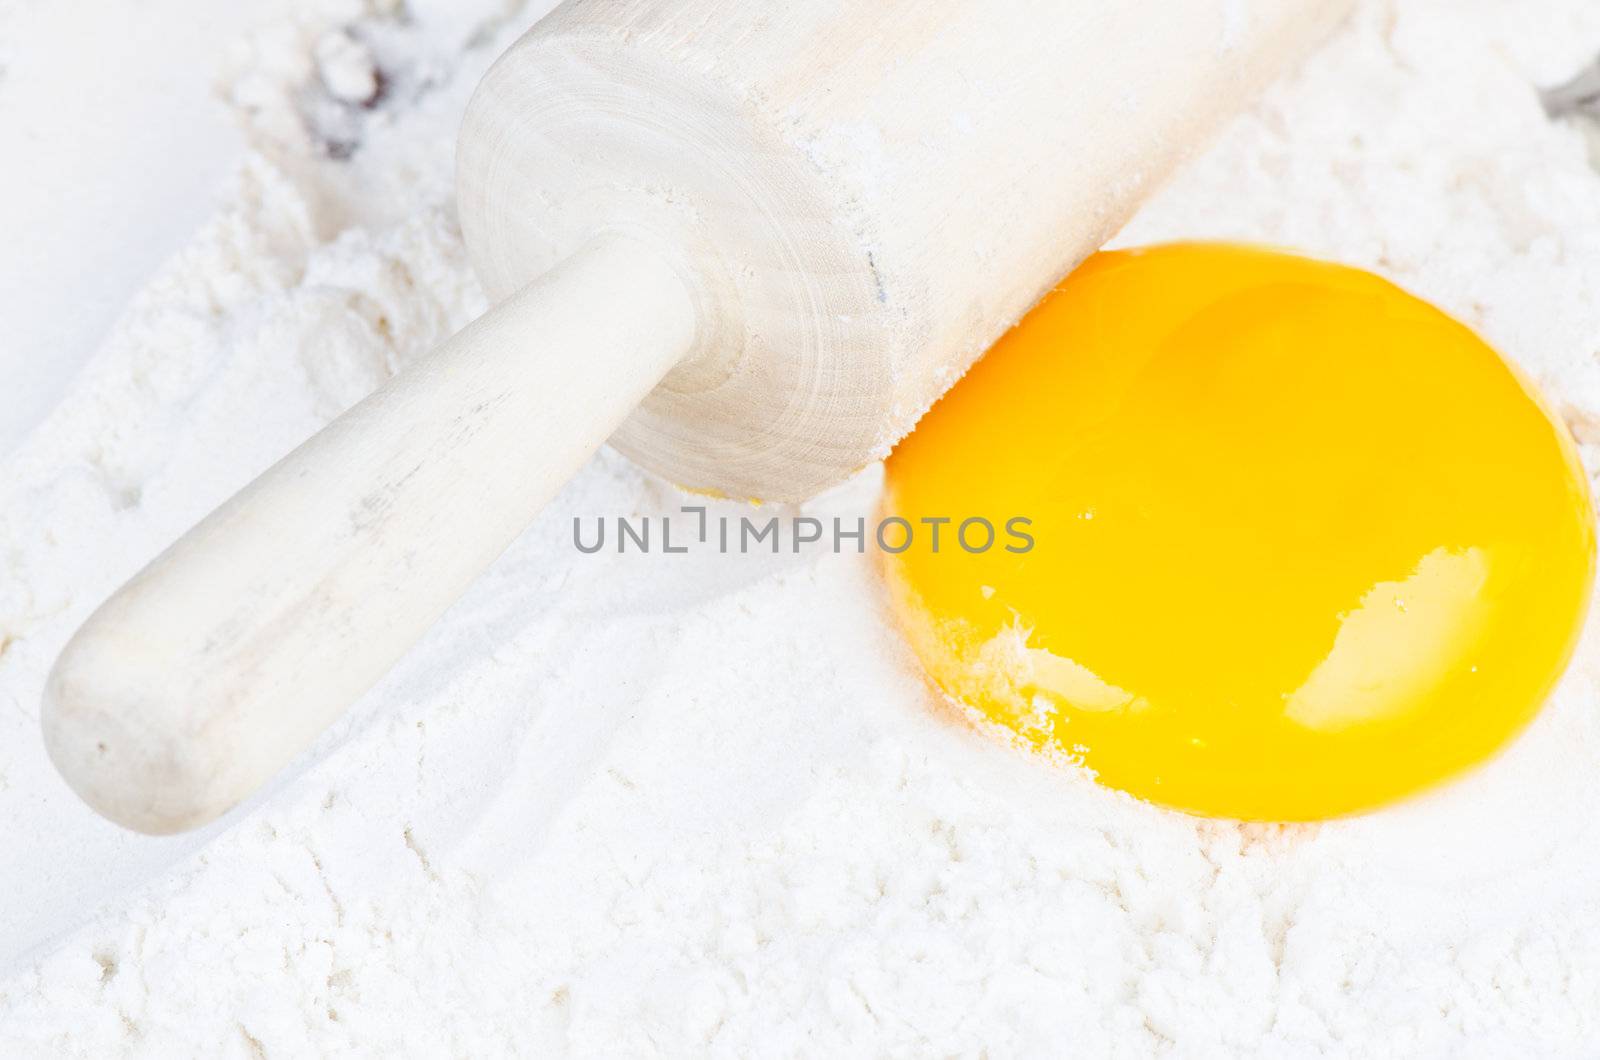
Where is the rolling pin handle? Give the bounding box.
[43,234,697,834]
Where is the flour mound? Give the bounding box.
[4,1,1600,1055]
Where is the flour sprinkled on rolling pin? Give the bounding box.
[42,0,1352,834]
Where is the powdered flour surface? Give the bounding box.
[4,1,1600,1055]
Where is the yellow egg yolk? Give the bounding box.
[881,243,1596,820]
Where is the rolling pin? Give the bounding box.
[44,0,1352,834]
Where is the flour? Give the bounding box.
[5,0,1600,1055]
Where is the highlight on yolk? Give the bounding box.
[881,242,1596,820]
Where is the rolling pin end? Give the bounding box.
[42,635,225,836]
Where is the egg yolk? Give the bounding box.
[881,243,1595,820]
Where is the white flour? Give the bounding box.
[5,0,1600,1055]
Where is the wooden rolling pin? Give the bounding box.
[44,0,1352,834]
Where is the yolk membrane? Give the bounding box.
[881,243,1596,820]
